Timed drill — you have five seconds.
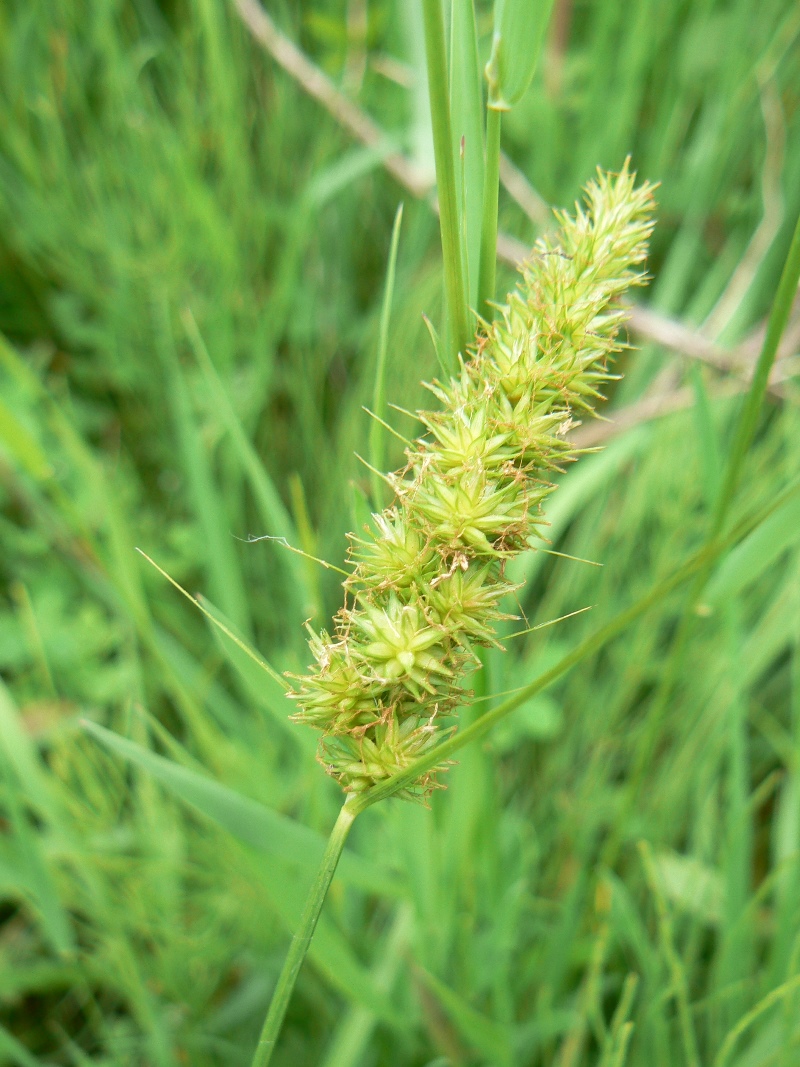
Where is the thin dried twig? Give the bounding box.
[499,153,551,227]
[234,0,431,198]
[570,384,728,450]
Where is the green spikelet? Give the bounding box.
[290,163,656,800]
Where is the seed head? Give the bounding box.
[289,163,656,800]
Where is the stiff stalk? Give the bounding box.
[709,207,800,539]
[478,106,502,319]
[421,0,470,366]
[369,204,404,509]
[250,800,357,1067]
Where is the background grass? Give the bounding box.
[1,0,800,1064]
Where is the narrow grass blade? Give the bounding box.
[181,308,317,621]
[710,206,800,539]
[449,0,484,310]
[197,594,316,751]
[421,0,470,366]
[198,594,290,696]
[153,624,244,732]
[153,295,251,635]
[478,106,502,317]
[486,0,556,110]
[369,203,404,510]
[422,311,450,377]
[81,721,399,898]
[136,549,289,692]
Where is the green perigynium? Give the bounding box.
[291,164,656,799]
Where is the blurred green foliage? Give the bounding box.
[0,0,799,1065]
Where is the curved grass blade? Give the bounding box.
[181,308,318,621]
[486,0,556,110]
[81,721,400,899]
[136,549,289,693]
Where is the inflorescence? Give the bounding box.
[290,164,656,800]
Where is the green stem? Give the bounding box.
[709,206,800,541]
[689,203,800,603]
[478,107,502,320]
[421,0,470,367]
[250,800,357,1067]
[369,203,404,510]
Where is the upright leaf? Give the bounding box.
[449,0,485,310]
[486,0,557,110]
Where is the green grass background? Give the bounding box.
[1,0,800,1064]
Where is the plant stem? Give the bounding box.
[478,106,502,319]
[421,0,470,367]
[709,206,800,541]
[250,800,358,1067]
[369,203,404,510]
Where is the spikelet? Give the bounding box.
[290,163,656,800]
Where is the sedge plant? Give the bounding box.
[246,3,663,1063]
[252,166,657,1065]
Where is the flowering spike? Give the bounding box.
[289,165,656,800]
